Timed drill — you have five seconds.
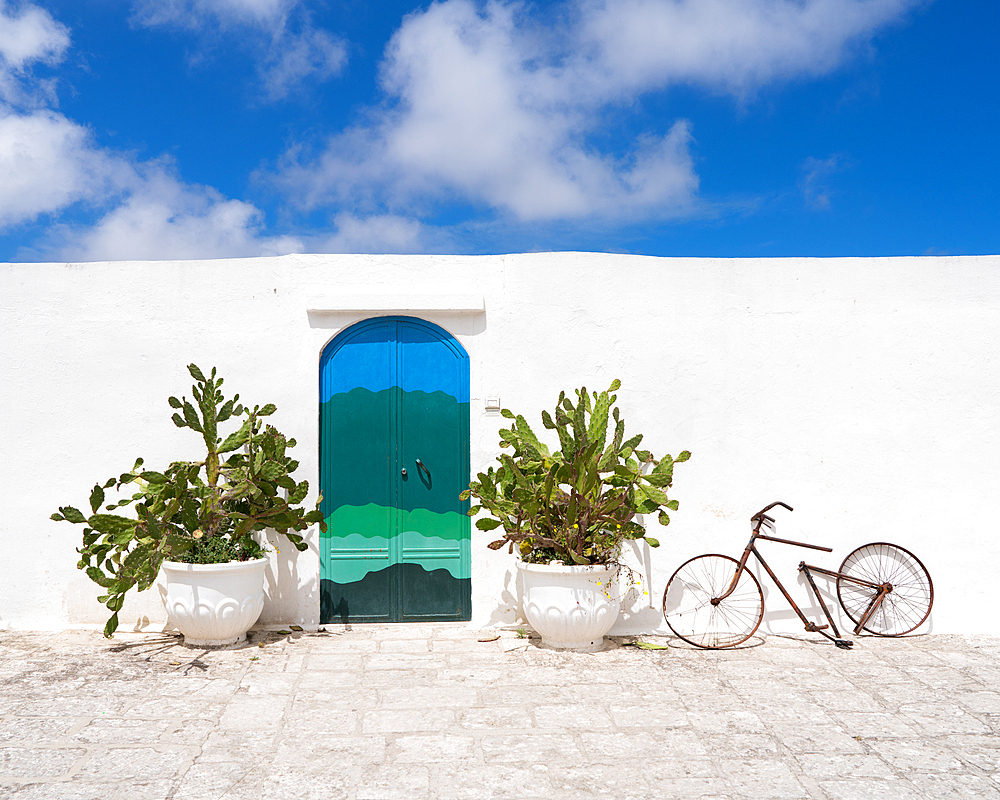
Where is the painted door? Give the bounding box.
[319,316,471,622]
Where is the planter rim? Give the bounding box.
[161,557,268,573]
[516,560,617,575]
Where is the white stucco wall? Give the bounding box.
[2,253,997,636]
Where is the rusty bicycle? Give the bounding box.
[662,501,934,649]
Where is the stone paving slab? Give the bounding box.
[1,626,999,799]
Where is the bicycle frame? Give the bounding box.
[714,507,889,648]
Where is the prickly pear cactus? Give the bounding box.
[52,364,326,638]
[461,379,689,565]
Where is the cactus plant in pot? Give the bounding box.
[52,364,326,645]
[462,380,689,651]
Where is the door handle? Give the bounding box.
[415,458,430,477]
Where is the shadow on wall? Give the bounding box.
[264,530,316,626]
[484,565,521,628]
[307,310,488,339]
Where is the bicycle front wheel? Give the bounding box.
[837,543,933,636]
[662,554,764,648]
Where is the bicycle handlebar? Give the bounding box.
[751,501,793,523]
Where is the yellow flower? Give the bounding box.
[192,529,204,539]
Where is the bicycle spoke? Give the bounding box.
[837,543,933,636]
[663,554,764,648]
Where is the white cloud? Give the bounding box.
[0,0,69,69]
[47,165,303,261]
[275,0,700,222]
[261,26,347,101]
[273,0,919,225]
[577,0,919,98]
[0,0,70,107]
[130,0,347,100]
[0,109,129,227]
[0,106,303,259]
[130,0,291,29]
[0,2,301,261]
[800,152,855,209]
[318,213,433,254]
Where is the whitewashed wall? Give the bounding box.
[1,253,997,637]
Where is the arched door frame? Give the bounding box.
[318,315,471,623]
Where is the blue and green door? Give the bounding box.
[319,316,471,622]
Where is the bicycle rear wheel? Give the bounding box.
[837,543,933,636]
[662,554,764,648]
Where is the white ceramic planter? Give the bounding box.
[160,558,267,647]
[517,561,620,652]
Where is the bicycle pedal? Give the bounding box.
[806,623,829,632]
[835,639,854,649]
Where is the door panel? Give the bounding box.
[320,317,470,623]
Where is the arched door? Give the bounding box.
[319,316,471,622]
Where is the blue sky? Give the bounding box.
[0,0,996,261]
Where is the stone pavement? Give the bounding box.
[1,626,999,800]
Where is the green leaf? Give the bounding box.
[653,454,673,473]
[218,421,251,453]
[260,462,285,481]
[621,434,643,453]
[50,512,65,522]
[475,518,502,531]
[182,401,203,432]
[644,537,660,548]
[288,482,308,505]
[86,567,116,589]
[500,408,515,419]
[168,396,183,409]
[587,387,612,449]
[89,485,105,515]
[88,514,136,537]
[675,450,691,462]
[658,510,670,526]
[171,412,187,428]
[188,363,207,383]
[140,471,168,484]
[513,415,549,458]
[258,403,277,417]
[217,398,236,423]
[59,506,88,524]
[103,613,119,639]
[637,483,672,507]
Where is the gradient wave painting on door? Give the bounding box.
[320,316,471,622]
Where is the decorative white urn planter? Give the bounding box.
[161,558,267,647]
[517,561,620,652]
